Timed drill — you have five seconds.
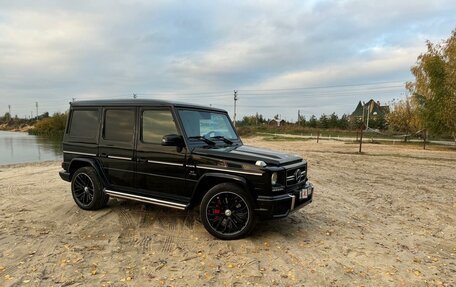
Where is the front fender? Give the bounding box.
[190,172,251,206]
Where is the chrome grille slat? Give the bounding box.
[285,163,307,186]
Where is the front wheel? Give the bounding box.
[200,183,256,240]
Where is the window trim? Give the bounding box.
[102,108,136,143]
[67,108,100,142]
[140,107,180,145]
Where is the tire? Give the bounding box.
[200,183,256,240]
[71,167,109,210]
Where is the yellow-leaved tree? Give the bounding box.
[407,29,456,142]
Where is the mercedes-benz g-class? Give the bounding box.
[59,99,313,239]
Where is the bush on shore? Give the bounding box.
[28,112,67,138]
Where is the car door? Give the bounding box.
[98,107,136,190]
[135,107,189,202]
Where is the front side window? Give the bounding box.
[178,110,238,140]
[142,110,179,144]
[104,109,135,142]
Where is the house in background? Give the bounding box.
[351,99,389,128]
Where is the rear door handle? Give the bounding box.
[100,153,108,157]
[137,157,148,162]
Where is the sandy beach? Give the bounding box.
[0,138,455,286]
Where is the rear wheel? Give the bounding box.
[71,167,109,210]
[200,183,256,240]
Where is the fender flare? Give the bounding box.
[68,158,109,186]
[190,172,252,205]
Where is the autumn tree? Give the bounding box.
[407,29,456,141]
[387,98,421,136]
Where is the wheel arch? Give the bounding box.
[68,158,108,186]
[189,173,255,208]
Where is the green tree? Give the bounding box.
[328,113,338,128]
[407,29,456,141]
[318,114,329,129]
[297,113,306,127]
[3,112,11,122]
[337,114,349,129]
[239,113,266,126]
[308,115,317,128]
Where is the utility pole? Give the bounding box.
[35,102,38,119]
[362,102,365,127]
[423,129,427,150]
[133,93,137,99]
[233,90,238,127]
[8,105,11,115]
[366,101,370,130]
[359,127,364,153]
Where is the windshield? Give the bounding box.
[178,109,238,141]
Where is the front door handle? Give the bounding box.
[137,157,148,162]
[100,153,108,157]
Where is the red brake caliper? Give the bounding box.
[213,197,221,220]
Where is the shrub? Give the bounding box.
[29,112,67,138]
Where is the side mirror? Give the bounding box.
[161,134,184,146]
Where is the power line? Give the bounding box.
[237,80,408,92]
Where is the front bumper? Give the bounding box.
[255,182,314,219]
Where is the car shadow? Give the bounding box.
[250,211,317,241]
[105,198,318,244]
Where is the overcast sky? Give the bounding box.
[1,0,455,121]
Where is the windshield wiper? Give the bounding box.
[188,136,216,146]
[210,136,233,145]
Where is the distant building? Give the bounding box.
[351,99,389,122]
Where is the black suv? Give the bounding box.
[59,99,313,239]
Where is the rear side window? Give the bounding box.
[142,110,179,144]
[69,109,99,140]
[104,109,135,142]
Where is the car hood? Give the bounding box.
[192,144,302,166]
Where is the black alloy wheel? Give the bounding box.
[71,167,109,210]
[73,173,94,205]
[201,183,255,240]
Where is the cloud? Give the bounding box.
[0,0,455,119]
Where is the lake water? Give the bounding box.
[0,131,62,165]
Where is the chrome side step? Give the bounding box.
[104,189,188,210]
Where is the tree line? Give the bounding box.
[238,112,387,130]
[0,111,67,138]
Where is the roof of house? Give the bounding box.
[351,99,389,117]
[352,101,365,117]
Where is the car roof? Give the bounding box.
[70,99,226,112]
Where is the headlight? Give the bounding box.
[271,172,278,185]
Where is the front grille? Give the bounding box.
[286,163,307,186]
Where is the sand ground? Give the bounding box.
[0,138,455,287]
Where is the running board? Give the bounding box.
[104,189,188,210]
